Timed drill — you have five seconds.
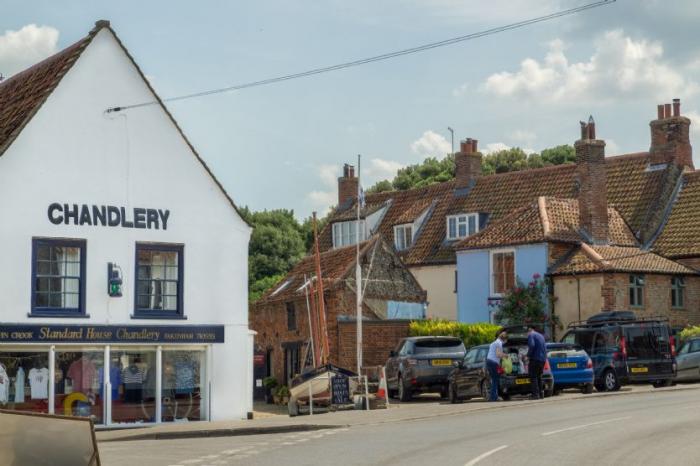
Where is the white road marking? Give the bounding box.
[541,416,632,436]
[464,445,509,466]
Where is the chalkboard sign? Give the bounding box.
[331,374,350,405]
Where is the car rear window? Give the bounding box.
[547,348,588,359]
[624,325,670,358]
[414,340,465,354]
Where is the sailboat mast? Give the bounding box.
[312,212,330,365]
[303,273,318,367]
[356,154,363,376]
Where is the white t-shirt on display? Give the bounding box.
[14,367,25,403]
[0,365,9,404]
[28,367,49,400]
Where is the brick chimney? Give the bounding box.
[337,164,358,208]
[455,138,482,190]
[575,116,608,245]
[649,99,693,169]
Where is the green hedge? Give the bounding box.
[409,320,501,348]
[680,326,700,342]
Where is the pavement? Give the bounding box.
[97,383,700,465]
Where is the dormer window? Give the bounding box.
[332,220,366,248]
[446,213,479,240]
[394,224,413,251]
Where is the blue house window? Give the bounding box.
[134,243,184,318]
[31,238,87,317]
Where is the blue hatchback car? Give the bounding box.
[546,343,594,394]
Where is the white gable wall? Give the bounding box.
[0,29,252,419]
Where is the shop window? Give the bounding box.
[54,350,104,424]
[0,351,50,413]
[162,351,205,422]
[109,348,157,424]
[629,274,645,308]
[31,238,86,317]
[491,250,515,296]
[671,276,685,309]
[134,244,184,318]
[286,302,297,331]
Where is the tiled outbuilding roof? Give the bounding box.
[550,245,697,275]
[320,152,683,265]
[256,236,380,304]
[456,197,637,250]
[653,171,700,258]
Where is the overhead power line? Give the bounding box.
[106,0,616,113]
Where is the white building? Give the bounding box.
[0,20,253,425]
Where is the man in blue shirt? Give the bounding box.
[486,330,508,401]
[527,325,547,399]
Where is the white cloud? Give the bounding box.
[317,164,340,187]
[605,139,621,156]
[410,130,451,157]
[364,158,404,181]
[306,190,336,214]
[686,110,700,137]
[452,82,470,98]
[0,24,59,77]
[482,142,511,154]
[482,30,699,103]
[510,129,537,145]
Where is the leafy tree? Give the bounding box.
[366,144,575,192]
[241,207,306,302]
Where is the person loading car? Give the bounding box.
[486,330,508,401]
[527,325,547,399]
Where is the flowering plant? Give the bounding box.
[493,274,560,330]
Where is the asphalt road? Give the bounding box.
[100,388,700,466]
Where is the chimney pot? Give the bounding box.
[455,136,482,190]
[673,98,681,117]
[664,103,672,118]
[472,139,478,152]
[657,104,665,120]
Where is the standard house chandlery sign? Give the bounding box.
[0,324,224,343]
[48,203,170,230]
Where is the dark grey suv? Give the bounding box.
[385,336,466,401]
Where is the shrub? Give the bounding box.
[409,319,501,347]
[680,326,700,342]
[493,274,560,331]
[262,376,278,389]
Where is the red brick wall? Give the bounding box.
[549,242,575,265]
[336,320,411,370]
[601,273,700,327]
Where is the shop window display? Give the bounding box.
[54,350,104,423]
[110,349,157,424]
[161,350,204,422]
[0,351,50,413]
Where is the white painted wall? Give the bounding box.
[0,29,251,419]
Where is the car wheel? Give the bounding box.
[449,382,461,404]
[544,385,554,398]
[582,383,594,394]
[480,379,491,400]
[553,388,562,396]
[440,385,450,399]
[398,375,412,402]
[501,393,511,401]
[602,369,620,391]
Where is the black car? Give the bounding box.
[385,336,466,401]
[447,326,554,402]
[561,311,676,391]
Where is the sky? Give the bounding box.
[2,0,700,219]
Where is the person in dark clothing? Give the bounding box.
[527,325,547,399]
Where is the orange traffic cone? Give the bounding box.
[377,367,388,401]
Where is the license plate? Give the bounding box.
[431,359,452,366]
[557,363,577,369]
[515,378,530,385]
[631,367,648,373]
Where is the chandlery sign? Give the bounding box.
[0,21,253,426]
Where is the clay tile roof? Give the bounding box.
[0,23,104,157]
[319,150,690,266]
[332,201,388,222]
[256,236,380,304]
[653,171,700,258]
[550,245,697,275]
[455,197,637,250]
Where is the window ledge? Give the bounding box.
[130,313,187,320]
[28,312,90,319]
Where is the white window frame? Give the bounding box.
[393,224,413,251]
[446,213,479,240]
[490,248,516,297]
[332,220,366,248]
